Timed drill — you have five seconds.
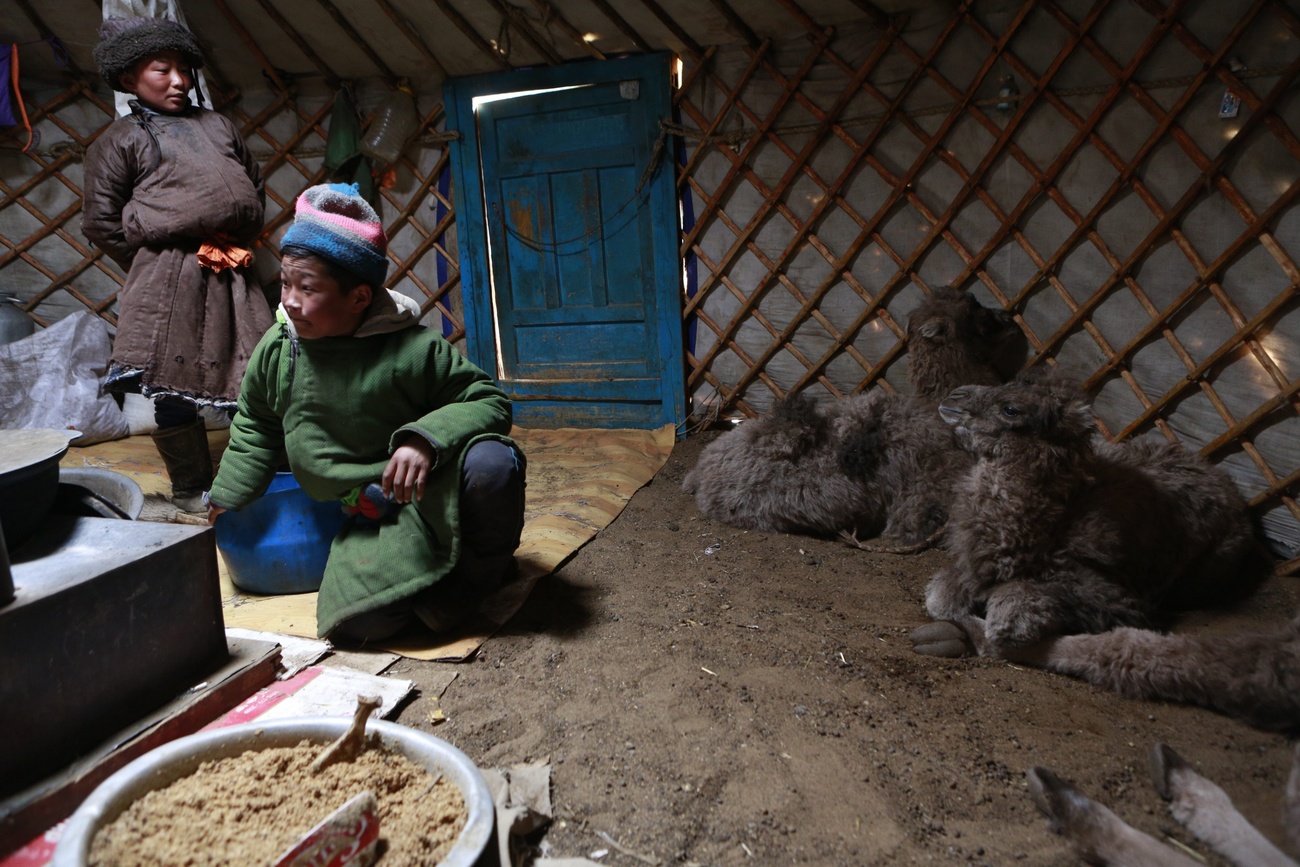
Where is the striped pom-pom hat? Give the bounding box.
[281,183,389,288]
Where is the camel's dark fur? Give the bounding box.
[682,287,1028,541]
[919,372,1272,658]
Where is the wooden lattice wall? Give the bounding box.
[0,77,462,342]
[1,0,1297,566]
[673,0,1300,568]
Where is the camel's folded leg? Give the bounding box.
[1150,744,1299,867]
[1027,767,1201,867]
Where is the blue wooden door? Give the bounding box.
[445,54,684,430]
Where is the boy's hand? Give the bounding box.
[207,503,227,525]
[383,436,435,504]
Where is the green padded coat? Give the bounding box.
[209,298,514,636]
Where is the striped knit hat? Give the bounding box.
[281,183,388,288]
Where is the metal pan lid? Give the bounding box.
[0,429,81,475]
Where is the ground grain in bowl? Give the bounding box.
[89,737,467,867]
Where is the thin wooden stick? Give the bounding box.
[251,0,339,85]
[212,0,288,93]
[432,0,509,69]
[585,0,653,53]
[314,0,399,84]
[374,0,449,80]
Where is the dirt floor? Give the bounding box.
[387,430,1300,867]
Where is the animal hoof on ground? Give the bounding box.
[1026,767,1094,837]
[1148,742,1190,801]
[909,620,973,657]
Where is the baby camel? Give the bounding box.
[912,373,1271,658]
[681,287,1027,542]
[1029,742,1299,866]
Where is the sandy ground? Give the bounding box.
[388,430,1300,866]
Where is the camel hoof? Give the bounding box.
[1148,743,1189,801]
[910,621,973,657]
[1027,767,1093,836]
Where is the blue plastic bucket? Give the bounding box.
[214,473,346,595]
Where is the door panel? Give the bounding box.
[445,54,684,430]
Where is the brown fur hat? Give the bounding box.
[93,17,204,93]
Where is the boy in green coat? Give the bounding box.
[208,183,525,642]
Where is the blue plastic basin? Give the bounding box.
[214,473,346,594]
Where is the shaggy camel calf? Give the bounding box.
[910,373,1289,730]
[914,373,1270,657]
[682,287,1027,542]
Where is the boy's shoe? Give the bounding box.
[411,557,517,634]
[171,490,207,513]
[411,590,474,635]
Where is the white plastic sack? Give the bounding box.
[0,311,130,445]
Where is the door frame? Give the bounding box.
[443,53,685,430]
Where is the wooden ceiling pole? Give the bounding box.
[585,0,653,53]
[211,0,289,92]
[527,0,606,59]
[706,0,760,48]
[483,0,563,65]
[313,0,399,85]
[634,0,704,60]
[373,0,449,80]
[251,0,341,86]
[431,0,510,69]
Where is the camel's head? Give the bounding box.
[938,373,1094,457]
[906,287,1029,400]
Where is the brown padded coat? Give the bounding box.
[82,104,273,407]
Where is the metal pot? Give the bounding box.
[0,429,80,549]
[52,718,496,867]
